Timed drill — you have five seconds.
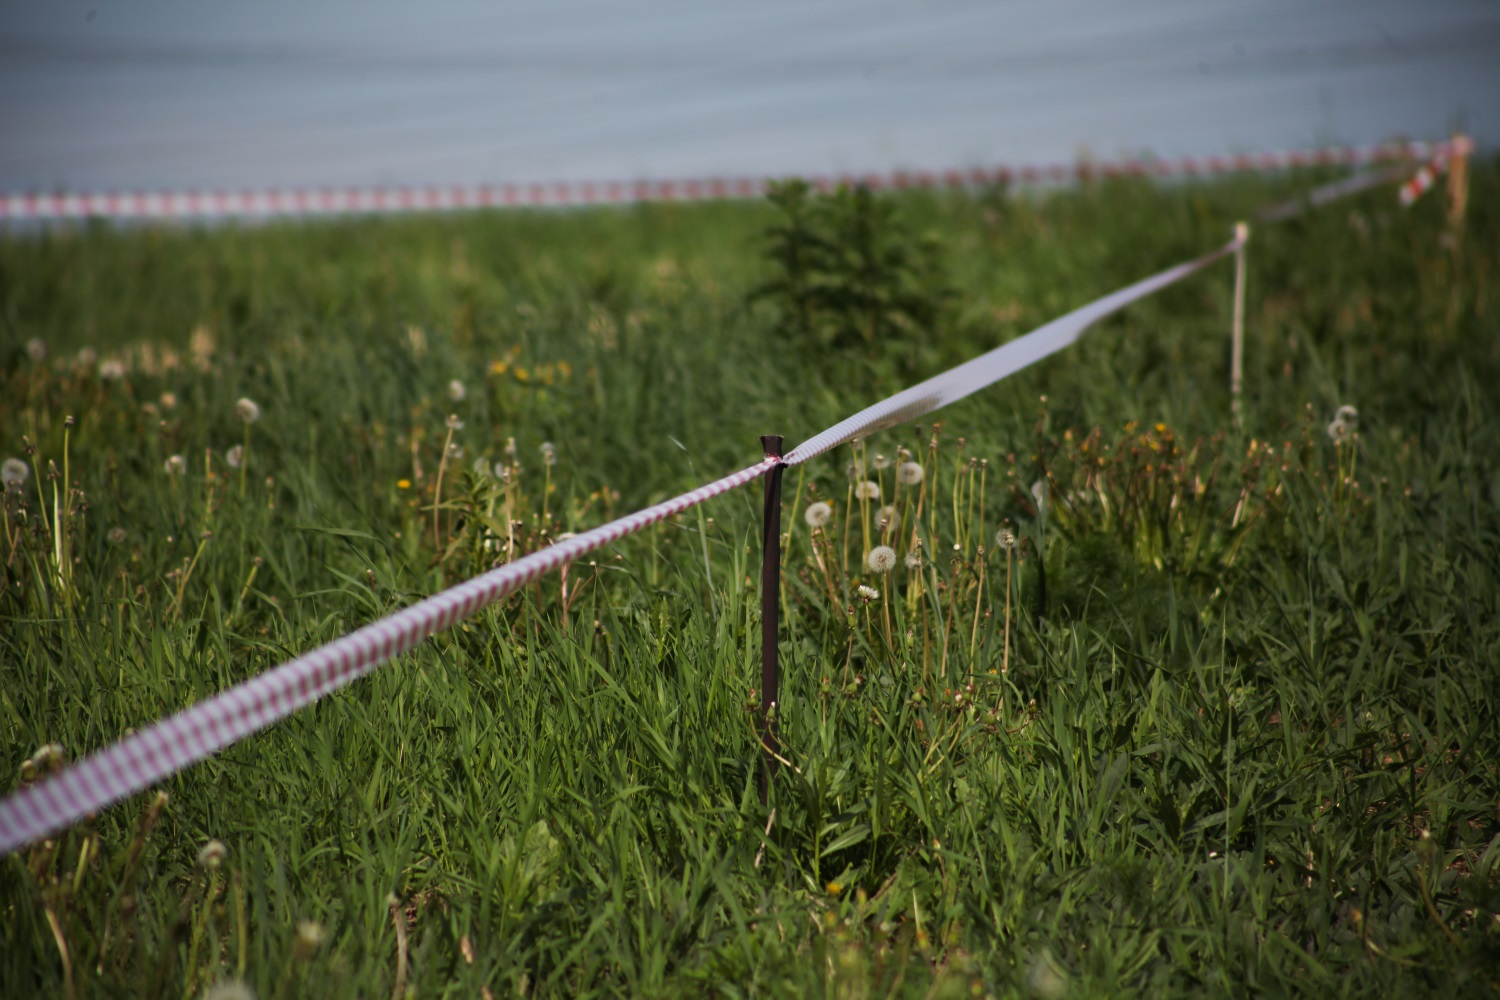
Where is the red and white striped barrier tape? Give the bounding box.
[1399,157,1446,207]
[0,459,775,854]
[784,236,1244,465]
[0,140,1460,222]
[1399,134,1472,208]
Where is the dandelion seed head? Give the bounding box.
[446,443,464,460]
[504,437,518,459]
[448,379,466,402]
[873,454,890,470]
[1031,479,1048,510]
[198,839,228,870]
[845,461,858,480]
[201,980,257,1000]
[296,920,325,949]
[234,397,261,424]
[1326,419,1349,444]
[855,480,881,501]
[493,462,510,481]
[99,359,126,380]
[804,501,833,528]
[878,504,897,528]
[904,550,922,570]
[1,457,28,489]
[165,454,187,475]
[856,585,879,602]
[224,445,244,469]
[108,527,128,545]
[77,346,98,369]
[540,442,557,466]
[445,413,464,431]
[24,338,46,362]
[897,461,924,485]
[995,527,1017,550]
[866,545,897,573]
[1335,404,1359,427]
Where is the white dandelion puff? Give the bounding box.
[904,550,922,570]
[448,379,466,402]
[201,981,257,1000]
[108,527,128,545]
[995,527,1017,550]
[1335,404,1359,428]
[99,359,126,380]
[878,504,897,528]
[897,461,924,485]
[198,839,228,869]
[224,445,244,469]
[446,443,464,460]
[804,501,833,528]
[165,454,187,475]
[855,480,881,501]
[24,338,46,362]
[77,346,98,369]
[1,457,29,489]
[873,454,890,470]
[445,414,464,430]
[234,397,261,424]
[866,545,897,573]
[1327,419,1349,444]
[1031,479,1048,514]
[540,442,557,466]
[856,585,880,602]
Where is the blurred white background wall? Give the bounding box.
[1,0,1495,191]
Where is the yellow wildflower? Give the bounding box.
[397,479,411,489]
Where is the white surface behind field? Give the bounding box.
[0,0,1496,191]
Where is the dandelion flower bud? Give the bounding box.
[448,379,466,402]
[995,527,1017,550]
[1326,419,1349,444]
[1,457,29,489]
[30,743,65,772]
[804,501,833,528]
[224,445,244,469]
[866,545,897,573]
[234,397,261,424]
[24,338,46,362]
[897,461,924,486]
[855,480,881,501]
[165,454,187,475]
[540,442,557,466]
[1335,404,1359,428]
[856,585,879,602]
[198,839,228,870]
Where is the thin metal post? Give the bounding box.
[758,435,786,806]
[1230,221,1249,426]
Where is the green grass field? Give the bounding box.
[2,164,1498,998]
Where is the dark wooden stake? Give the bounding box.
[759,435,786,805]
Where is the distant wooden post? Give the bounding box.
[758,435,786,805]
[1231,221,1249,426]
[1447,133,1471,236]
